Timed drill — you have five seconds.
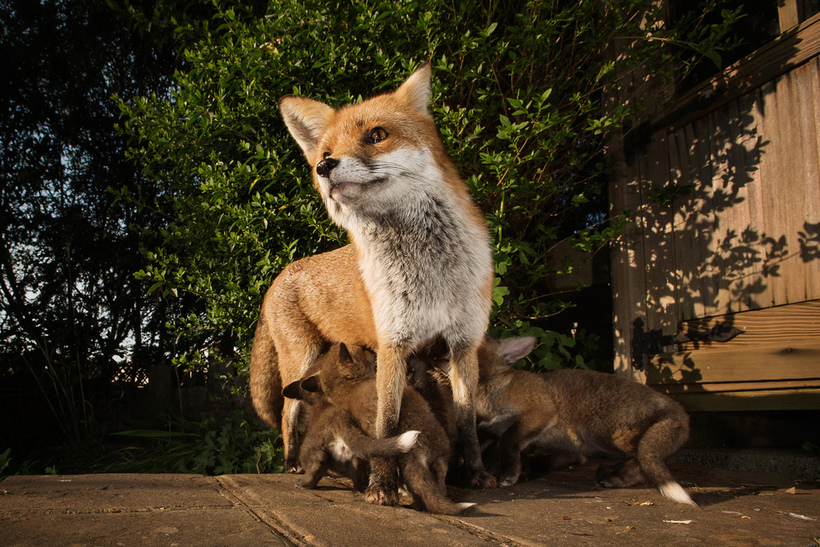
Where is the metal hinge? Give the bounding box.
[631,318,744,370]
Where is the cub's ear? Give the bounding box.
[282,380,304,400]
[279,96,335,162]
[496,336,537,365]
[337,343,353,364]
[394,62,431,115]
[300,375,322,393]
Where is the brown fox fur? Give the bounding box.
[295,343,474,515]
[249,245,376,473]
[254,63,496,505]
[282,371,419,491]
[472,335,696,506]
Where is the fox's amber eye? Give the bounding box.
[366,127,389,144]
[322,151,331,159]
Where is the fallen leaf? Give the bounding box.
[789,513,816,521]
[561,515,571,520]
[663,520,693,525]
[638,501,654,506]
[785,487,797,495]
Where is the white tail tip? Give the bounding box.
[456,502,477,512]
[397,430,421,452]
[659,481,698,507]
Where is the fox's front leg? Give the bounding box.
[450,345,497,488]
[281,398,303,473]
[365,344,408,506]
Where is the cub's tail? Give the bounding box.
[401,457,475,515]
[638,408,697,507]
[342,429,421,458]
[659,481,697,507]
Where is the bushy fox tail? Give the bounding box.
[401,457,475,515]
[342,430,420,458]
[638,409,697,507]
[249,314,283,429]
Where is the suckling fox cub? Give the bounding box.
[282,366,419,492]
[474,336,696,506]
[293,343,474,515]
[254,63,495,504]
[249,245,375,475]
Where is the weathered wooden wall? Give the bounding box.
[609,14,820,410]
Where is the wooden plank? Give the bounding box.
[609,134,649,380]
[656,378,820,395]
[722,97,759,313]
[641,131,679,334]
[670,125,697,322]
[648,339,820,384]
[645,300,820,385]
[674,122,710,321]
[774,69,809,304]
[794,58,820,301]
[611,154,649,381]
[677,300,820,347]
[686,115,720,319]
[609,114,648,379]
[707,104,742,315]
[737,86,775,310]
[779,0,801,32]
[756,77,791,307]
[669,388,820,412]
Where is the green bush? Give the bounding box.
[118,0,742,373]
[108,413,283,475]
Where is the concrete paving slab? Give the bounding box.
[0,474,290,546]
[1,458,818,547]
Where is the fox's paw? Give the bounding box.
[365,482,399,506]
[597,474,629,488]
[286,455,303,474]
[469,469,498,489]
[595,461,641,488]
[496,471,521,488]
[295,477,318,489]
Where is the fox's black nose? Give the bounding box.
[316,158,339,178]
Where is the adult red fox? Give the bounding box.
[251,63,495,505]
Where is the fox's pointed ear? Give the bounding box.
[279,96,334,161]
[282,380,305,400]
[394,62,432,115]
[337,343,353,364]
[300,375,321,393]
[496,336,537,365]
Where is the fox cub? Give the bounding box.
[282,369,419,491]
[474,335,696,506]
[292,343,474,515]
[275,63,496,502]
[250,245,376,475]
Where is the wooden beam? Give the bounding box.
[661,12,820,133]
[668,388,820,411]
[654,378,820,395]
[648,339,820,384]
[645,300,820,385]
